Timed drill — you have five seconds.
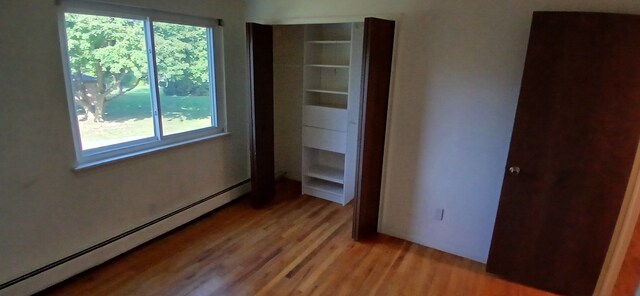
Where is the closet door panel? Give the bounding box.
[246,23,274,208]
[487,12,640,295]
[353,17,396,240]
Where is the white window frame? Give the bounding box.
[57,0,227,169]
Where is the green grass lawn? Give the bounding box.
[78,86,213,149]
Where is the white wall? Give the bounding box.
[247,0,640,262]
[0,0,248,288]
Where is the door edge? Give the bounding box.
[595,141,640,296]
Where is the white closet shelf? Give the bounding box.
[306,178,344,195]
[307,40,351,44]
[306,103,347,110]
[306,165,345,184]
[305,89,348,95]
[305,64,350,69]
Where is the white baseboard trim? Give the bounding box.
[0,180,251,296]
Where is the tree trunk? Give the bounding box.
[93,93,106,122]
[94,61,106,122]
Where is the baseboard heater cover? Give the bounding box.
[0,179,250,295]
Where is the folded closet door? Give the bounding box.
[487,12,640,295]
[246,23,274,208]
[353,17,395,240]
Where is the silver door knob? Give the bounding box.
[509,166,520,176]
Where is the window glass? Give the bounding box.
[64,13,155,150]
[154,22,214,135]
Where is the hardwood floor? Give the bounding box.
[613,215,640,295]
[40,180,555,296]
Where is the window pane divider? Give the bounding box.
[145,19,164,139]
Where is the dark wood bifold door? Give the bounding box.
[352,17,396,240]
[246,23,274,208]
[487,12,640,295]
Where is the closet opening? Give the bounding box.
[247,18,395,239]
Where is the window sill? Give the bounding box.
[73,132,231,171]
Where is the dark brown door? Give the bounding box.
[487,12,640,295]
[353,18,396,240]
[246,23,274,208]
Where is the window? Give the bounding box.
[58,1,226,168]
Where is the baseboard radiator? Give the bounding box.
[0,179,251,296]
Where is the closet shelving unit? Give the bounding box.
[301,23,363,205]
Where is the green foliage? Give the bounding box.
[65,13,211,98]
[154,22,210,96]
[65,13,148,83]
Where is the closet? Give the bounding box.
[247,18,395,239]
[258,22,363,206]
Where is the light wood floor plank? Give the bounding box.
[39,180,557,296]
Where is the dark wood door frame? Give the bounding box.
[246,18,396,240]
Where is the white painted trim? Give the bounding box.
[57,7,84,162]
[0,182,251,296]
[74,132,231,170]
[249,13,403,26]
[59,0,221,27]
[594,141,640,296]
[377,17,403,232]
